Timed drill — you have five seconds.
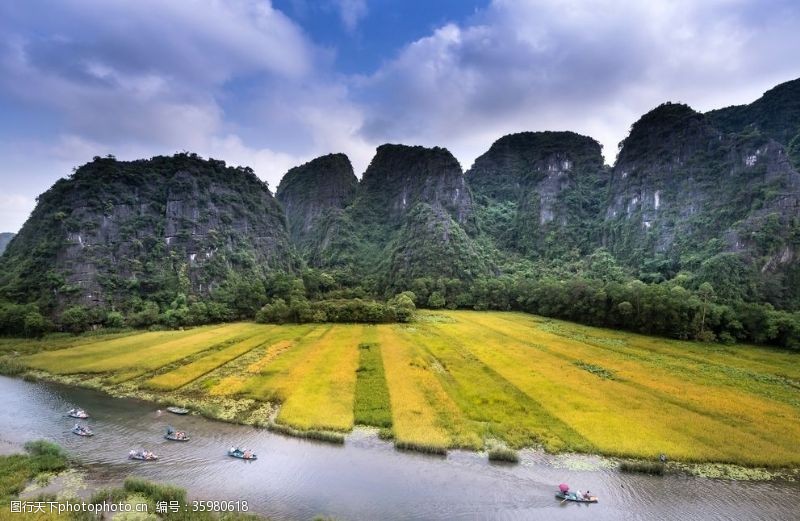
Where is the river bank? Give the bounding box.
[8,312,800,469]
[21,368,800,483]
[2,375,799,520]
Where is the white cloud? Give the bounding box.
[333,0,368,32]
[207,135,304,193]
[0,194,35,233]
[2,0,800,234]
[358,0,800,167]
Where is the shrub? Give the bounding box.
[488,447,520,463]
[619,460,665,475]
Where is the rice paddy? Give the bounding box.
[11,311,800,467]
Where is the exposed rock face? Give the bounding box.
[295,144,486,289]
[0,233,14,256]
[467,131,607,256]
[604,102,800,301]
[356,144,475,230]
[4,77,800,315]
[0,154,295,311]
[276,153,358,247]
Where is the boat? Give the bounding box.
[67,408,89,419]
[129,450,159,461]
[228,447,257,460]
[166,406,189,415]
[71,425,93,437]
[164,426,190,442]
[555,492,598,503]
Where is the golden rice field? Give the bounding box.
[11,311,800,466]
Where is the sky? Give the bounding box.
[1,0,799,233]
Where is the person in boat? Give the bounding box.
[575,490,583,500]
[584,490,592,500]
[243,450,252,459]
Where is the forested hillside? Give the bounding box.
[1,79,799,347]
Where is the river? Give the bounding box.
[0,376,796,520]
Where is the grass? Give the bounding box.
[0,440,68,509]
[275,325,363,431]
[91,477,264,520]
[488,447,520,463]
[266,422,345,444]
[619,460,666,475]
[144,332,279,390]
[11,312,800,467]
[353,335,393,428]
[378,325,457,452]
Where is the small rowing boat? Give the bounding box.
[72,425,93,437]
[165,426,190,442]
[555,492,598,503]
[67,408,89,419]
[129,450,158,461]
[166,406,189,415]
[228,447,257,460]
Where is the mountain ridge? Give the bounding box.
[2,77,799,344]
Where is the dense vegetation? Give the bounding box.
[1,79,799,350]
[0,440,68,509]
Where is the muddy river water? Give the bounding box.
[0,376,796,520]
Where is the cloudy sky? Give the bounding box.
[1,0,799,233]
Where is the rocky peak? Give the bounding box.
[467,131,603,204]
[357,144,474,228]
[276,153,358,244]
[0,154,295,312]
[466,131,607,256]
[707,77,800,146]
[614,103,717,174]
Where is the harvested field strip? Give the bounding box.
[404,323,590,451]
[246,340,295,374]
[438,314,799,465]
[353,327,392,428]
[205,325,316,396]
[241,325,334,401]
[143,334,274,390]
[378,325,474,451]
[276,325,364,431]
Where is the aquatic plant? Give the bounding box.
[488,448,520,463]
[267,422,345,444]
[619,460,666,475]
[394,441,447,456]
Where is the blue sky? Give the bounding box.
[1,0,799,233]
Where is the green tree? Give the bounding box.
[23,311,48,338]
[105,311,125,328]
[698,282,715,336]
[61,306,89,334]
[427,291,446,309]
